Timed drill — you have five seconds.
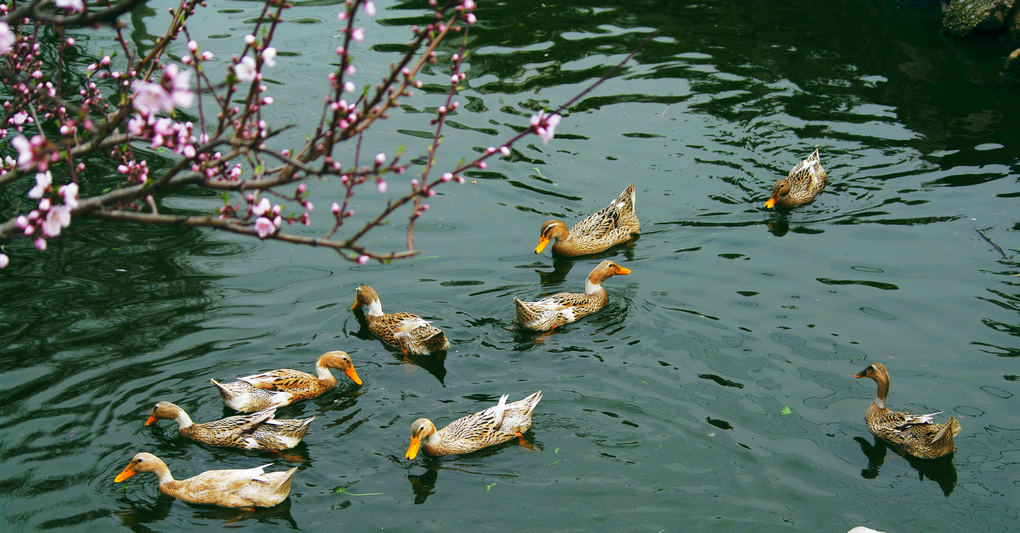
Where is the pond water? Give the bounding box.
[1,0,1018,531]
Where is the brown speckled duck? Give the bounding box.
[855,362,961,459]
[514,260,630,331]
[351,285,449,355]
[114,452,297,508]
[211,351,362,412]
[405,391,542,459]
[145,401,315,451]
[534,184,640,257]
[764,148,827,208]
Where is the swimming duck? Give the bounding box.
[764,148,827,208]
[351,285,449,355]
[855,362,961,459]
[211,351,362,412]
[114,452,297,508]
[145,401,315,451]
[514,260,630,331]
[405,391,542,459]
[534,184,640,257]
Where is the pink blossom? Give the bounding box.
[254,217,276,238]
[376,177,387,194]
[11,111,28,126]
[55,0,84,11]
[374,152,386,165]
[16,216,28,229]
[364,1,376,16]
[233,56,257,82]
[127,114,148,135]
[530,112,561,145]
[252,197,271,216]
[244,34,256,46]
[131,80,173,116]
[344,81,355,93]
[34,237,46,251]
[499,146,511,156]
[42,205,71,237]
[0,253,8,269]
[12,136,36,169]
[164,64,194,108]
[331,202,341,214]
[352,28,365,42]
[358,255,370,264]
[262,47,277,67]
[28,171,52,199]
[0,23,14,56]
[60,182,79,208]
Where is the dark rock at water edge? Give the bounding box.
[941,0,1019,37]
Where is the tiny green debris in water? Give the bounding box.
[333,486,383,496]
[780,405,792,416]
[486,482,497,492]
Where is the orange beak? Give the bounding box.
[534,236,550,254]
[144,413,158,426]
[114,466,136,483]
[350,300,359,310]
[854,370,867,378]
[345,366,363,386]
[764,197,776,209]
[615,266,631,275]
[405,436,422,460]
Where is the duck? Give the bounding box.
[405,391,542,459]
[351,285,449,355]
[211,350,362,412]
[764,148,828,208]
[534,184,640,257]
[113,452,297,508]
[855,362,961,459]
[514,259,630,331]
[145,401,315,451]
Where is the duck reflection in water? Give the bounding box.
[854,435,958,497]
[346,311,447,384]
[114,490,298,526]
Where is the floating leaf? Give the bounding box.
[780,405,792,416]
[333,486,383,496]
[486,482,497,492]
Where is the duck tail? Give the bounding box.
[521,390,543,417]
[934,416,961,442]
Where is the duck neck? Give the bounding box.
[174,410,194,429]
[873,377,889,411]
[153,463,176,487]
[315,363,338,386]
[364,299,384,317]
[585,279,606,296]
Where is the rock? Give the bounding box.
[942,0,1016,37]
[1005,48,1020,79]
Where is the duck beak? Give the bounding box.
[144,413,158,426]
[350,300,360,310]
[405,436,422,460]
[615,266,631,275]
[854,369,867,378]
[345,366,363,386]
[764,197,776,209]
[114,466,137,482]
[534,236,550,254]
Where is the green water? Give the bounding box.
[1,1,1018,531]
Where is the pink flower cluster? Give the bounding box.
[530,112,561,145]
[131,64,194,117]
[16,169,80,251]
